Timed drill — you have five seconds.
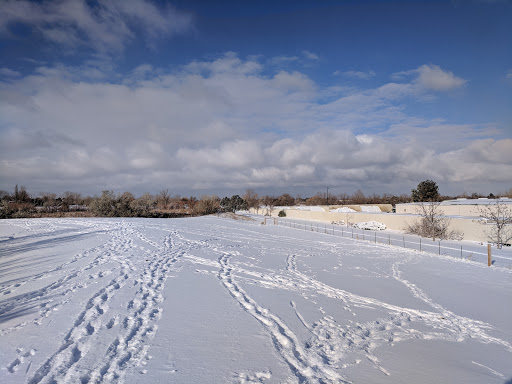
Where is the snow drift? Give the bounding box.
[359,206,382,213]
[330,207,356,213]
[295,206,325,211]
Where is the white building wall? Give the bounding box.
[251,207,492,242]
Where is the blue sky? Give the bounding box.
[0,0,511,198]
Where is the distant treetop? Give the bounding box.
[412,180,440,202]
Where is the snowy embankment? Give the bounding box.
[295,206,325,212]
[359,206,381,213]
[330,207,356,213]
[1,218,511,384]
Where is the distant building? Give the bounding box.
[395,198,512,217]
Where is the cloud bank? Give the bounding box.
[0,0,193,53]
[0,54,509,196]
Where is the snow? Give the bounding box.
[295,206,325,211]
[1,217,512,384]
[353,221,387,230]
[442,198,512,206]
[359,206,381,213]
[330,207,356,213]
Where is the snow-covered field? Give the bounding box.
[1,217,511,384]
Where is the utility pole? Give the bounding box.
[326,186,329,205]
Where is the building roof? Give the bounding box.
[440,198,512,206]
[396,198,512,206]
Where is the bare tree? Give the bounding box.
[261,195,276,216]
[243,189,260,213]
[156,189,171,210]
[276,193,295,206]
[305,193,326,206]
[130,193,155,217]
[338,192,349,205]
[406,201,463,241]
[61,191,83,211]
[89,190,117,217]
[479,200,512,248]
[193,195,220,215]
[351,189,366,205]
[42,193,58,213]
[116,192,136,216]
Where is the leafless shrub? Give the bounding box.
[156,189,171,210]
[479,200,512,249]
[130,193,155,217]
[406,201,463,241]
[243,189,260,214]
[193,195,220,215]
[89,190,117,217]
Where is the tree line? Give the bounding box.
[0,186,251,219]
[1,182,510,219]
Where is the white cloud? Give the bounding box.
[268,56,299,67]
[416,64,467,91]
[336,70,376,79]
[506,69,512,81]
[185,52,263,76]
[268,51,319,68]
[0,67,21,77]
[393,64,467,91]
[302,50,320,60]
[272,71,316,93]
[0,55,507,196]
[0,0,193,53]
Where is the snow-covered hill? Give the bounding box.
[1,217,511,383]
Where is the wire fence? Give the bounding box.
[263,217,512,268]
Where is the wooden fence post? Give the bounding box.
[488,244,492,267]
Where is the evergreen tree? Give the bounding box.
[411,180,440,202]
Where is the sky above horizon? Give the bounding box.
[1,0,511,198]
